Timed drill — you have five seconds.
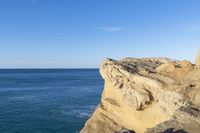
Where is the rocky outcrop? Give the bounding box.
[81,53,200,133]
[196,49,200,68]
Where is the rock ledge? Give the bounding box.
[81,55,200,133]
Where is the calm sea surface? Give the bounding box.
[0,69,103,133]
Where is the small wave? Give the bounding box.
[60,109,92,118]
[87,105,97,110]
[77,112,91,118]
[60,105,97,119]
[9,96,35,101]
[76,105,97,118]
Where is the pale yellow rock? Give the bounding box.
[81,56,200,133]
[195,49,200,67]
[156,62,176,73]
[180,60,192,68]
[81,80,169,133]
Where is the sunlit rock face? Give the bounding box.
[81,52,200,133]
[196,49,200,68]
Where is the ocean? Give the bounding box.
[0,69,103,133]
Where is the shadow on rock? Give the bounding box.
[163,128,188,133]
[115,129,136,133]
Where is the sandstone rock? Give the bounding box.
[146,106,200,133]
[180,60,193,68]
[81,56,200,133]
[156,62,176,73]
[116,129,136,133]
[195,49,200,67]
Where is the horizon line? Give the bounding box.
[0,68,99,69]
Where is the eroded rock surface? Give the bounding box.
[196,49,200,68]
[81,55,200,133]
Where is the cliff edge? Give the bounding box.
[81,51,200,133]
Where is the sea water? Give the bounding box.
[0,69,103,133]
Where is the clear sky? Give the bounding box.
[0,0,200,68]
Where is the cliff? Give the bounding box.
[81,51,200,133]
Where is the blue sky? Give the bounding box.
[0,0,200,68]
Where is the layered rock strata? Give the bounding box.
[81,53,200,133]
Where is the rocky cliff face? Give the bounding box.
[196,49,200,68]
[81,52,200,133]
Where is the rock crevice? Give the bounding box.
[81,54,200,133]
